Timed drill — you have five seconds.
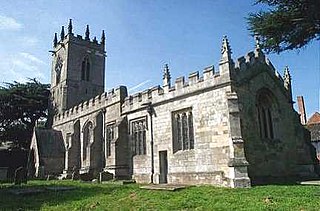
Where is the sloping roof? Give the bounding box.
[307,112,320,125]
[34,128,65,158]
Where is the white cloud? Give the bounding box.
[0,15,22,30]
[0,53,47,83]
[19,52,46,65]
[128,80,151,93]
[18,37,39,46]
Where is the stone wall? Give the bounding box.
[122,66,243,186]
[234,50,315,181]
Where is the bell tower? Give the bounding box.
[50,19,106,113]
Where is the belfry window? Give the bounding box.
[81,57,90,81]
[131,118,147,155]
[172,108,194,153]
[257,89,276,139]
[55,56,63,84]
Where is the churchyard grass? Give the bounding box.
[0,180,319,210]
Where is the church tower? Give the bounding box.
[50,19,106,113]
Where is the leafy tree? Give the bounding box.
[0,79,50,149]
[247,0,320,53]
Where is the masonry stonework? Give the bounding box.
[31,21,316,187]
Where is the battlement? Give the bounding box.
[51,35,290,124]
[122,64,225,113]
[122,47,289,114]
[234,50,284,84]
[53,86,127,126]
[52,19,105,52]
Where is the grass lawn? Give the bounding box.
[0,180,320,210]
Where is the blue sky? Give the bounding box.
[0,0,319,118]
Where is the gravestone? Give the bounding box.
[0,167,8,181]
[99,171,113,182]
[14,166,27,185]
[71,166,80,180]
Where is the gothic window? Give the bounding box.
[81,57,90,81]
[257,89,275,139]
[82,121,93,161]
[55,56,63,84]
[105,124,115,157]
[131,118,147,155]
[172,108,194,153]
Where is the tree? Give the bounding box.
[247,0,320,53]
[0,79,50,149]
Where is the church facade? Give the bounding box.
[35,20,316,187]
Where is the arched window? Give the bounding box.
[105,124,115,157]
[81,57,90,81]
[130,118,147,155]
[82,121,93,162]
[55,56,63,84]
[172,108,194,153]
[256,89,276,139]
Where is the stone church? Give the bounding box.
[30,20,316,188]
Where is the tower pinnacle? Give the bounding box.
[219,36,234,77]
[163,63,171,88]
[68,19,73,34]
[53,33,57,47]
[60,26,65,41]
[254,35,261,51]
[220,35,232,63]
[283,66,291,90]
[283,66,292,103]
[101,30,105,45]
[85,25,90,40]
[254,35,264,59]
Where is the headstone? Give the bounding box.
[80,172,93,181]
[71,166,80,180]
[46,175,56,181]
[0,167,8,181]
[99,171,113,182]
[14,166,27,185]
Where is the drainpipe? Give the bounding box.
[142,102,154,184]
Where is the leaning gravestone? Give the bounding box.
[14,166,27,185]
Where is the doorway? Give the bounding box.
[159,151,168,184]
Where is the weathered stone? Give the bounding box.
[31,22,316,188]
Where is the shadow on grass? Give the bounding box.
[0,180,131,210]
[251,176,320,186]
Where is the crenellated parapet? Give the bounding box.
[122,36,293,114]
[53,86,127,126]
[233,50,287,87]
[52,35,293,124]
[122,64,228,113]
[52,19,105,54]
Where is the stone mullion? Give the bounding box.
[267,108,274,139]
[262,108,268,138]
[142,129,146,154]
[179,113,184,150]
[186,112,190,150]
[182,112,188,150]
[189,111,194,149]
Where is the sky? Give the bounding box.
[0,0,319,118]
